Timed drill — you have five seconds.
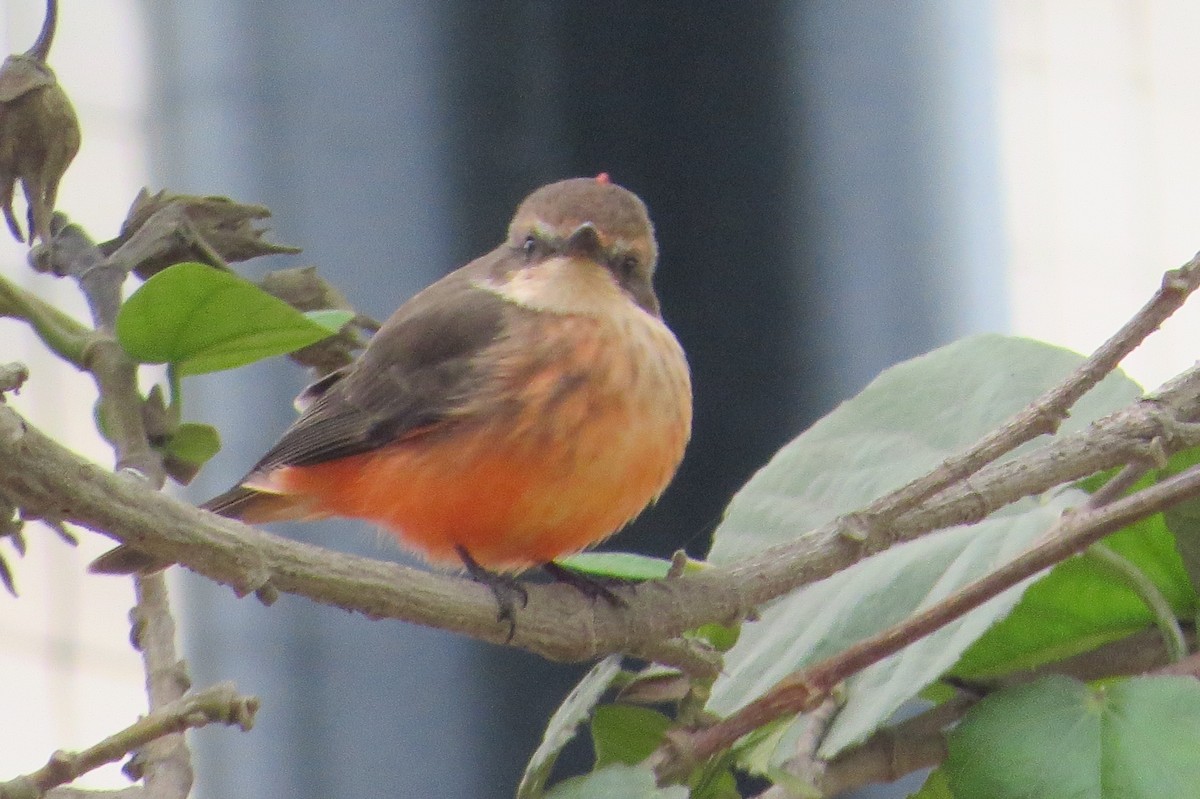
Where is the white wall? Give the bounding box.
[0,0,151,789]
[997,0,1200,389]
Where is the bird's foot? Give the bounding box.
[456,545,528,642]
[543,561,630,608]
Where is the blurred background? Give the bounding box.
[2,2,1200,797]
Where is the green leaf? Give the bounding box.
[709,335,1141,564]
[116,262,338,375]
[517,656,623,799]
[909,767,954,799]
[706,335,1142,761]
[956,454,1198,679]
[691,621,740,652]
[732,718,802,779]
[689,761,741,799]
[591,705,672,767]
[718,492,1080,762]
[164,422,221,467]
[946,675,1200,799]
[1159,444,1200,595]
[544,765,688,799]
[557,552,674,581]
[304,308,356,332]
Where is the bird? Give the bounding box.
[101,174,692,627]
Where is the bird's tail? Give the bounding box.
[90,485,314,575]
[200,484,313,523]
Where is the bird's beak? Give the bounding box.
[564,222,602,258]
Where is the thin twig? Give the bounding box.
[0,273,90,364]
[846,252,1200,536]
[0,683,257,799]
[45,216,184,796]
[757,627,1197,797]
[754,692,843,798]
[1084,463,1151,509]
[127,576,193,793]
[1084,543,1186,662]
[0,362,28,396]
[1154,649,1200,678]
[796,695,972,799]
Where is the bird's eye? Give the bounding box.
[522,235,538,259]
[616,254,639,278]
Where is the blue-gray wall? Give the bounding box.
[141,3,1003,797]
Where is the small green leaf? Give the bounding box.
[518,656,623,799]
[592,705,672,767]
[730,717,803,780]
[1159,445,1200,594]
[690,622,740,652]
[557,552,674,581]
[544,765,687,799]
[304,308,356,332]
[92,399,112,443]
[908,767,954,799]
[116,262,338,375]
[947,675,1200,799]
[164,423,221,467]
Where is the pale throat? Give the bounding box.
[476,256,641,318]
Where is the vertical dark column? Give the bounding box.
[439,3,812,788]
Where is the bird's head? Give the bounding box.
[496,175,661,316]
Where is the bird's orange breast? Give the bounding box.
[264,309,691,571]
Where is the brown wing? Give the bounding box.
[229,253,509,479]
[91,255,513,570]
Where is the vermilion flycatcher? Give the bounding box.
[184,175,691,608]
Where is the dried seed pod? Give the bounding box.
[99,190,303,279]
[0,0,81,245]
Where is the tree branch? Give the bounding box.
[124,576,193,794]
[719,366,1200,617]
[0,272,90,364]
[650,463,1200,782]
[0,218,1192,674]
[34,212,187,797]
[0,683,257,799]
[750,626,1198,798]
[844,251,1200,536]
[0,355,1197,676]
[799,695,972,799]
